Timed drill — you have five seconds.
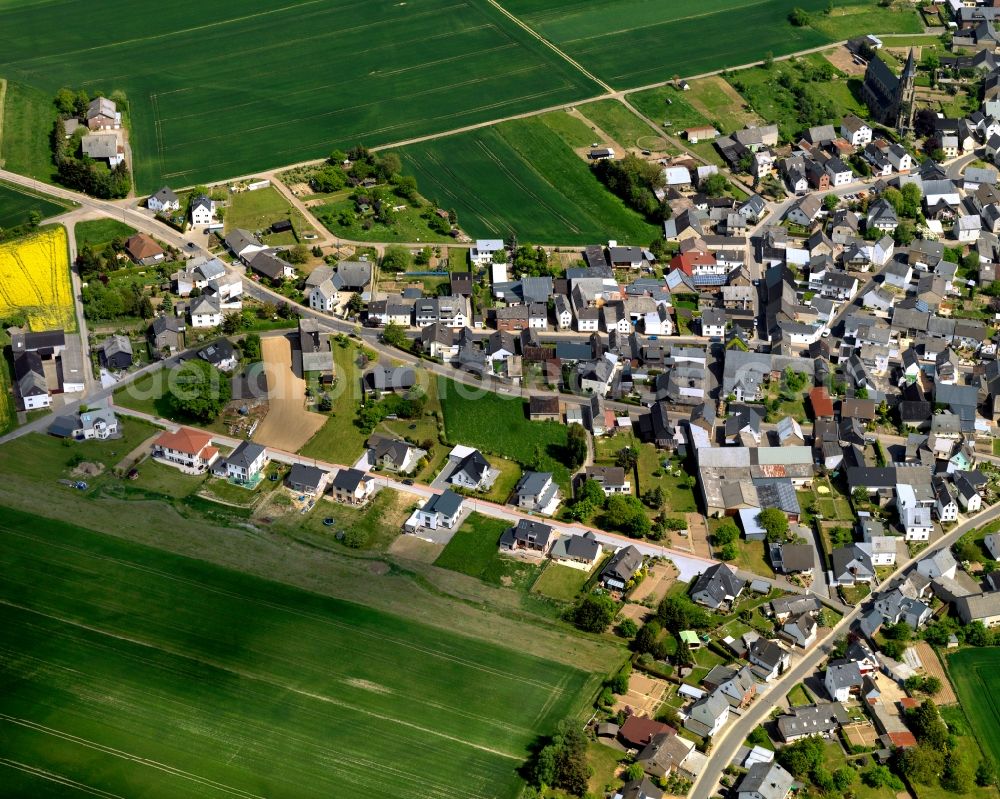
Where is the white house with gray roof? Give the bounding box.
[736,761,794,799]
[549,532,602,571]
[513,471,560,515]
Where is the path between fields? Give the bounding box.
[252,336,326,452]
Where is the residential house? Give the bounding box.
[197,339,238,372]
[368,435,424,474]
[406,489,464,531]
[217,441,268,485]
[224,229,267,263]
[189,294,223,328]
[147,186,179,213]
[81,133,124,167]
[841,115,873,147]
[748,638,791,681]
[584,465,631,495]
[831,543,875,585]
[149,315,185,354]
[824,660,864,702]
[600,545,643,590]
[867,199,898,233]
[248,250,296,282]
[152,427,219,473]
[86,96,119,130]
[49,398,119,441]
[549,531,602,571]
[449,449,495,491]
[286,463,330,496]
[685,690,730,737]
[499,519,554,554]
[776,703,851,742]
[99,335,133,370]
[955,592,1000,626]
[125,233,165,265]
[189,195,216,226]
[331,468,376,505]
[514,471,561,515]
[691,564,746,610]
[736,763,793,799]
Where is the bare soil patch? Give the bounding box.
[630,561,678,604]
[253,336,326,452]
[71,461,105,477]
[613,672,670,717]
[686,512,711,559]
[911,641,958,704]
[843,722,879,748]
[619,603,652,624]
[825,45,867,76]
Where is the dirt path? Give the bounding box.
[252,336,326,452]
[114,432,160,472]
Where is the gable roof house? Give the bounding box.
[691,563,746,610]
[286,463,330,496]
[685,690,730,738]
[736,761,794,799]
[550,531,602,571]
[824,659,864,702]
[125,233,165,265]
[152,427,219,473]
[405,489,464,532]
[513,471,561,515]
[600,545,643,591]
[831,543,875,585]
[499,519,554,554]
[99,334,133,370]
[331,467,376,505]
[448,448,496,491]
[748,638,791,681]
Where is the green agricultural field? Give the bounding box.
[437,378,572,488]
[74,217,136,249]
[400,116,658,243]
[0,180,67,228]
[0,80,57,181]
[500,0,841,88]
[0,0,598,193]
[0,505,592,799]
[948,648,1000,770]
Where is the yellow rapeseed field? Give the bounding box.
[0,226,74,332]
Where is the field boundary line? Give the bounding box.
[483,0,612,93]
[0,78,6,167]
[0,597,528,761]
[0,716,265,799]
[0,758,125,798]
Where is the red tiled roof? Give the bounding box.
[670,250,716,276]
[888,731,917,748]
[809,387,835,418]
[619,715,674,748]
[126,233,164,260]
[155,426,213,456]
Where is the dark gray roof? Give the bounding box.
[226,440,266,469]
[692,563,746,607]
[601,545,643,583]
[332,467,368,492]
[287,463,327,489]
[424,489,463,518]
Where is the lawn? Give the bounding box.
[730,539,775,579]
[0,420,160,488]
[594,434,697,515]
[0,0,599,193]
[0,79,57,182]
[501,0,836,88]
[786,682,814,707]
[0,504,592,799]
[434,512,540,592]
[809,0,924,39]
[284,489,413,552]
[224,186,313,242]
[75,217,137,249]
[438,378,571,489]
[577,100,657,150]
[532,562,592,603]
[298,340,369,464]
[0,180,67,228]
[399,116,659,244]
[129,457,204,499]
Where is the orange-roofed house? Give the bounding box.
[152,427,219,473]
[669,250,727,287]
[126,233,166,266]
[809,387,835,419]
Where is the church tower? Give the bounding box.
[897,48,916,134]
